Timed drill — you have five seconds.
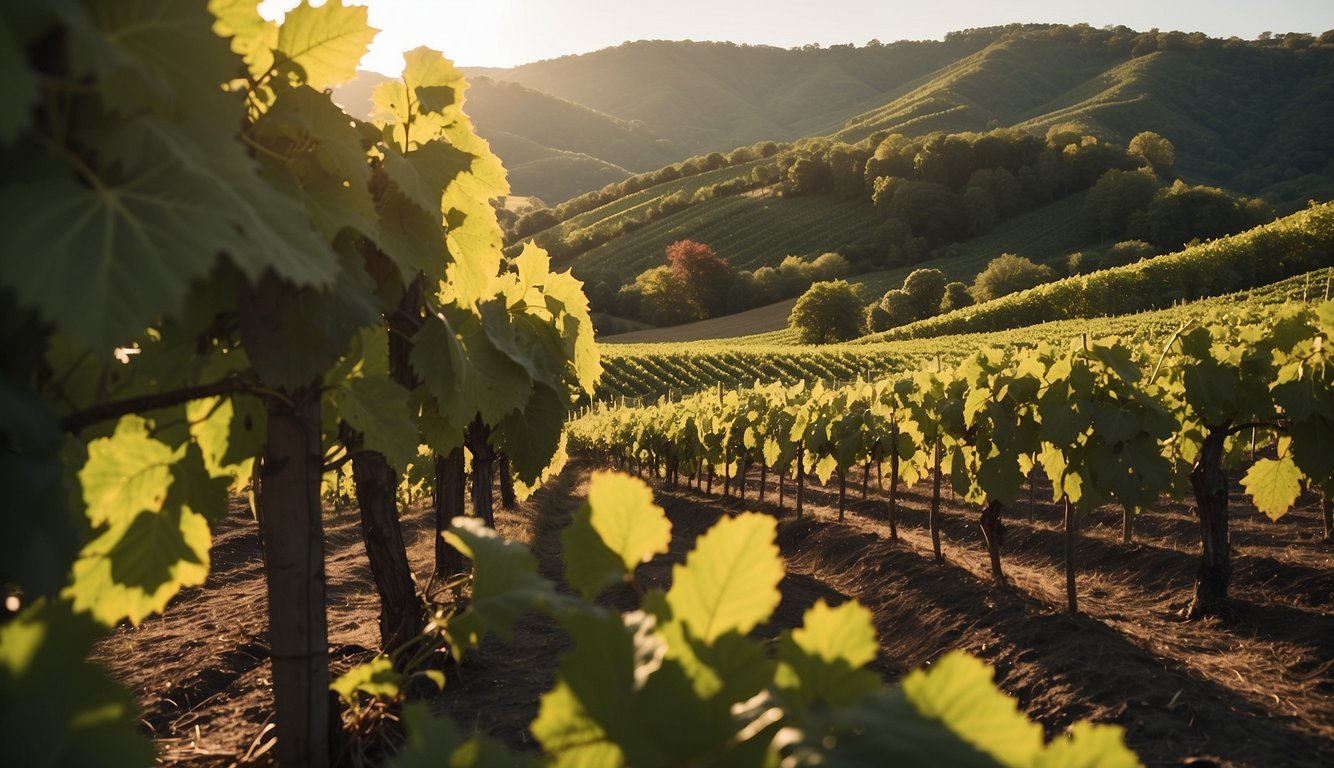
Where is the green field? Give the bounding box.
[570,192,880,280]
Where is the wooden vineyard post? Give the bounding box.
[837,471,847,522]
[930,433,943,562]
[1029,464,1037,524]
[256,384,330,768]
[980,499,1005,584]
[888,441,900,541]
[1064,496,1078,614]
[796,445,806,519]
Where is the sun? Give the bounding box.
[258,0,518,74]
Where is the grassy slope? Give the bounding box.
[543,160,765,248]
[599,193,1089,344]
[465,77,677,173]
[835,36,1128,143]
[570,193,880,281]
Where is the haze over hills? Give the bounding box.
[337,25,1333,208]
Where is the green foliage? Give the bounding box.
[873,204,1334,342]
[394,471,1138,766]
[331,654,402,707]
[562,471,672,599]
[790,280,866,344]
[0,599,156,767]
[902,268,949,320]
[940,281,974,312]
[0,2,597,762]
[1128,131,1175,176]
[442,519,568,656]
[1082,168,1160,241]
[971,253,1057,302]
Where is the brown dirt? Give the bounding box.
[91,457,1333,767]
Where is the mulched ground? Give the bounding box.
[91,456,1333,767]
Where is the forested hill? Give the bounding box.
[464,34,987,155]
[339,25,1334,206]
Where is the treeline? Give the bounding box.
[610,246,853,327]
[937,21,1334,56]
[777,125,1272,270]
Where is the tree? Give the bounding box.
[785,156,834,195]
[665,239,734,317]
[962,185,999,235]
[789,280,865,343]
[940,281,974,312]
[902,268,948,319]
[1128,131,1175,177]
[875,286,917,325]
[971,253,1056,302]
[810,251,851,281]
[634,266,706,326]
[1082,168,1160,241]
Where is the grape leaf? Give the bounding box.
[0,115,338,348]
[494,385,567,487]
[666,512,782,643]
[238,247,380,391]
[372,46,466,144]
[274,0,376,92]
[443,518,565,656]
[65,0,240,119]
[391,702,538,768]
[330,654,401,705]
[336,375,418,475]
[79,415,181,528]
[0,599,156,767]
[374,185,449,278]
[412,307,532,428]
[1035,721,1139,768]
[775,599,880,716]
[532,681,624,768]
[381,142,473,219]
[66,500,211,627]
[1241,457,1303,521]
[901,651,1044,767]
[253,84,377,241]
[208,0,278,82]
[561,471,671,599]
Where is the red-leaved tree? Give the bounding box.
[665,239,735,317]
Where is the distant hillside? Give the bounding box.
[467,36,986,156]
[831,29,1334,207]
[340,27,1333,206]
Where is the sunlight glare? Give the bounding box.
[258,0,517,74]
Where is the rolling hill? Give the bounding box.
[337,26,1333,209]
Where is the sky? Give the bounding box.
[259,0,1334,73]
